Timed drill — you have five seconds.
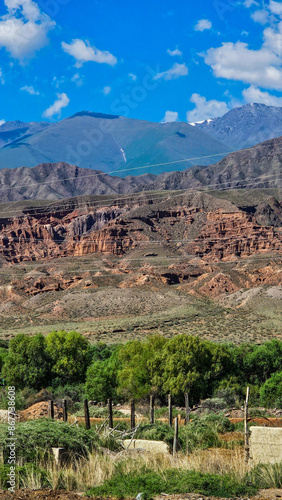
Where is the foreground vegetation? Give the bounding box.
[0,416,281,496]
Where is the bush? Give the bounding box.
[88,468,257,499]
[0,420,100,462]
[260,371,282,407]
[135,413,233,453]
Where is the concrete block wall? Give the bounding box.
[250,426,282,465]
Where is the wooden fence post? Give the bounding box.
[185,393,190,425]
[84,399,91,430]
[173,417,179,456]
[48,400,54,419]
[244,386,250,462]
[150,395,155,425]
[108,398,113,429]
[168,394,173,427]
[63,399,68,422]
[131,399,135,429]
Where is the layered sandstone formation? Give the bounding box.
[0,193,281,265]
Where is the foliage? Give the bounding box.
[260,371,282,407]
[117,335,166,399]
[46,330,90,385]
[88,468,257,499]
[88,342,118,362]
[135,413,234,453]
[85,346,120,402]
[2,334,51,390]
[0,420,99,462]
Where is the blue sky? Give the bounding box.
[0,0,282,124]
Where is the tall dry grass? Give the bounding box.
[19,446,251,491]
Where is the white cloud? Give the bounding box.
[244,0,259,6]
[20,84,39,95]
[162,111,179,123]
[62,39,117,68]
[167,47,182,56]
[0,119,5,126]
[251,9,270,25]
[204,41,282,90]
[43,93,70,119]
[263,23,282,57]
[129,73,137,81]
[102,85,111,95]
[243,85,282,106]
[195,19,212,32]
[0,0,55,60]
[187,93,229,123]
[269,1,282,17]
[71,73,83,87]
[153,62,188,80]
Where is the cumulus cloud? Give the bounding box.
[187,94,229,123]
[204,41,282,90]
[167,47,182,56]
[62,39,117,68]
[154,63,188,80]
[269,1,282,17]
[162,111,179,123]
[0,0,55,60]
[43,93,70,119]
[243,85,282,106]
[20,84,39,95]
[195,19,212,32]
[102,85,111,95]
[203,0,282,91]
[251,9,270,25]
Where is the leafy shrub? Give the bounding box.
[260,371,282,407]
[136,413,233,453]
[88,468,257,499]
[0,420,100,462]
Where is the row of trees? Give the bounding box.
[0,332,281,407]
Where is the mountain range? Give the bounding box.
[193,103,282,150]
[0,111,229,175]
[1,103,282,176]
[0,135,281,202]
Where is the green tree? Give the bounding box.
[117,335,167,400]
[2,334,51,390]
[46,330,90,385]
[85,347,120,402]
[151,335,232,404]
[260,371,282,407]
[246,340,282,384]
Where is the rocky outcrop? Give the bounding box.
[187,210,282,261]
[0,192,281,264]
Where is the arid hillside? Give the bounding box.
[0,188,281,343]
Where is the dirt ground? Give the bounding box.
[0,489,281,500]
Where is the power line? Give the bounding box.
[0,254,280,278]
[0,171,281,219]
[0,151,236,193]
[0,140,280,198]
